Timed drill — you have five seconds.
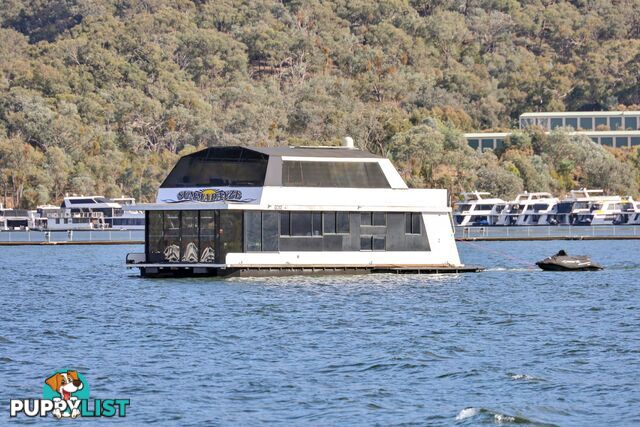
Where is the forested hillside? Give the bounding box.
[1,0,639,207]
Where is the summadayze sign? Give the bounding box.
[157,188,261,204]
[177,189,243,202]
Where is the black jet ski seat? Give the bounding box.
[536,250,603,271]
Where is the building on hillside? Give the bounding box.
[464,110,640,152]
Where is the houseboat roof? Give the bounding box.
[159,145,403,191]
[252,146,382,158]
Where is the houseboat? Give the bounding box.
[126,143,477,277]
[551,189,622,225]
[496,192,558,226]
[0,205,38,230]
[614,198,640,225]
[37,196,145,230]
[108,197,145,230]
[453,192,506,226]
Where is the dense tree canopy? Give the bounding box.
[0,0,639,206]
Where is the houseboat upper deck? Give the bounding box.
[126,144,475,277]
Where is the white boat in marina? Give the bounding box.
[614,198,640,225]
[108,197,145,230]
[551,189,622,226]
[126,141,476,277]
[453,192,506,226]
[496,192,558,226]
[37,196,145,230]
[0,205,39,230]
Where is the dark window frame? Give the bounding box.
[280,211,291,236]
[282,211,324,238]
[372,212,387,226]
[372,235,386,251]
[322,212,350,235]
[360,234,373,251]
[336,212,350,234]
[405,213,422,235]
[361,212,372,226]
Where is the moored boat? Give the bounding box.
[536,250,603,271]
[453,192,506,226]
[496,192,558,226]
[126,141,478,277]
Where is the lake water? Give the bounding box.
[1,241,639,426]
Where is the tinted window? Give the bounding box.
[595,117,607,128]
[147,211,163,261]
[245,211,262,252]
[601,137,613,147]
[336,212,350,234]
[219,211,242,256]
[468,139,479,149]
[373,236,386,251]
[180,211,199,262]
[579,117,593,130]
[412,213,421,234]
[282,161,389,188]
[565,118,577,129]
[615,137,629,148]
[610,117,622,130]
[481,139,494,150]
[323,212,336,234]
[361,212,372,226]
[550,118,563,129]
[163,211,181,262]
[280,212,290,236]
[631,137,640,146]
[69,198,96,204]
[262,212,279,251]
[556,202,573,214]
[360,235,372,251]
[624,116,638,130]
[291,212,312,236]
[405,213,422,234]
[199,211,216,262]
[372,212,386,226]
[161,147,268,188]
[312,212,322,236]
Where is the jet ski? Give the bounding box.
[536,250,603,271]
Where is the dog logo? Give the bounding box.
[43,369,89,419]
[9,369,129,418]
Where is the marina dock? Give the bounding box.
[455,225,640,241]
[0,230,143,245]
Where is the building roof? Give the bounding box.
[520,111,640,118]
[464,131,640,139]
